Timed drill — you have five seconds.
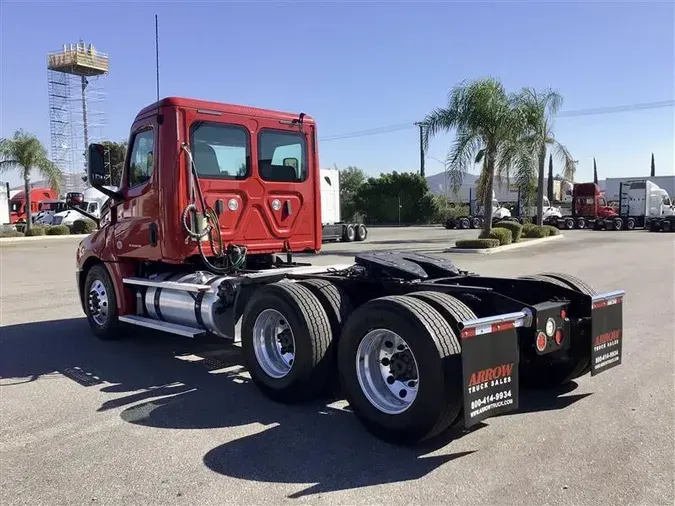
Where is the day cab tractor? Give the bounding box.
[71,96,626,445]
[556,182,617,230]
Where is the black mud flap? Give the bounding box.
[590,290,625,376]
[459,311,526,427]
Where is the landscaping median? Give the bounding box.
[447,221,564,254]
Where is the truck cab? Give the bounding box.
[557,182,618,229]
[9,187,59,223]
[34,200,69,225]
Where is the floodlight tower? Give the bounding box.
[47,41,109,192]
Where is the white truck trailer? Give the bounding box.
[320,168,368,242]
[599,179,675,231]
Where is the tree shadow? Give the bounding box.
[0,318,595,499]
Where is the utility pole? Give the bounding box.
[414,122,426,178]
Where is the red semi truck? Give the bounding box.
[556,182,617,230]
[9,187,59,223]
[68,96,625,445]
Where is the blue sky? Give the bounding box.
[1,0,674,188]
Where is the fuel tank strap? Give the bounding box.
[154,287,164,321]
[193,276,219,331]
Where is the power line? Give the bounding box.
[318,99,675,142]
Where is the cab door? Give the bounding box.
[112,117,162,260]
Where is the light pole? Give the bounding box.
[426,156,450,210]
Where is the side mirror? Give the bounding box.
[66,192,84,207]
[87,143,108,186]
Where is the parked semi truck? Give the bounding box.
[69,96,625,445]
[444,189,513,229]
[9,187,59,223]
[602,179,675,232]
[556,182,618,230]
[320,168,368,242]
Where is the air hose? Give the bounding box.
[180,143,247,274]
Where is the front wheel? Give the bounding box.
[83,264,122,340]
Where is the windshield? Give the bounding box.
[41,202,67,212]
[543,196,550,207]
[663,196,671,206]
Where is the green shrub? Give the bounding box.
[542,225,560,236]
[24,225,47,236]
[47,225,70,235]
[72,219,97,234]
[495,220,524,242]
[455,238,500,249]
[479,227,512,246]
[0,229,24,238]
[523,225,548,238]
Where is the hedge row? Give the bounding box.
[0,219,96,239]
[457,220,560,250]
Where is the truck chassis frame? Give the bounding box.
[78,250,625,445]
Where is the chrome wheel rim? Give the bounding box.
[356,329,419,414]
[252,309,295,379]
[88,279,109,327]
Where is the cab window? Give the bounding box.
[128,128,155,187]
[663,196,671,206]
[258,130,307,182]
[190,122,249,180]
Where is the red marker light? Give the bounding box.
[536,332,547,352]
[554,329,563,345]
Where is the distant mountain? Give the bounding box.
[425,171,479,195]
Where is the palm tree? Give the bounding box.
[516,88,576,225]
[0,129,62,232]
[422,77,531,234]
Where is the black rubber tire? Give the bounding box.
[407,291,476,336]
[626,218,636,230]
[520,272,597,388]
[297,279,352,396]
[83,264,122,340]
[576,218,586,229]
[445,219,456,230]
[343,224,356,242]
[459,218,471,229]
[338,295,463,445]
[613,218,623,230]
[517,274,571,289]
[355,223,368,241]
[241,281,334,403]
[471,217,482,229]
[565,218,575,230]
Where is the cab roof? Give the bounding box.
[136,96,315,124]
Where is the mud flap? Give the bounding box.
[590,290,625,376]
[459,311,528,427]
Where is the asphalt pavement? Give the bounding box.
[1,227,674,505]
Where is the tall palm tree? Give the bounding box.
[516,88,576,225]
[0,129,62,232]
[422,77,530,234]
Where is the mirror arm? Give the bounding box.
[63,202,101,228]
[92,185,124,203]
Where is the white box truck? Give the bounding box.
[320,168,368,242]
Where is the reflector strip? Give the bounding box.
[461,320,517,339]
[592,296,623,310]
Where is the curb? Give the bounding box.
[0,234,88,245]
[446,234,564,254]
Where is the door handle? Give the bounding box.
[284,200,292,216]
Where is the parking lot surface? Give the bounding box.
[1,227,674,505]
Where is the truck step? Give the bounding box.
[118,315,206,338]
[123,277,212,293]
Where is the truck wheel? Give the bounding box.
[471,217,481,229]
[241,281,334,403]
[83,264,122,340]
[520,272,598,387]
[297,279,352,396]
[355,224,368,241]
[625,217,636,230]
[459,217,470,229]
[564,218,575,229]
[343,224,356,242]
[664,220,673,232]
[444,219,456,230]
[612,218,623,230]
[338,295,463,444]
[576,217,586,229]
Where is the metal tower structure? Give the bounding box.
[47,41,109,193]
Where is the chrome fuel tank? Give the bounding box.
[144,272,231,338]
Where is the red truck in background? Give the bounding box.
[9,187,59,223]
[557,182,617,230]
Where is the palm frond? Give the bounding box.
[0,159,20,173]
[444,129,482,192]
[550,139,576,181]
[36,158,64,193]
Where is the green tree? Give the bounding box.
[422,77,531,234]
[352,171,436,224]
[339,165,366,221]
[0,129,62,233]
[547,154,554,201]
[650,153,655,177]
[516,88,576,224]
